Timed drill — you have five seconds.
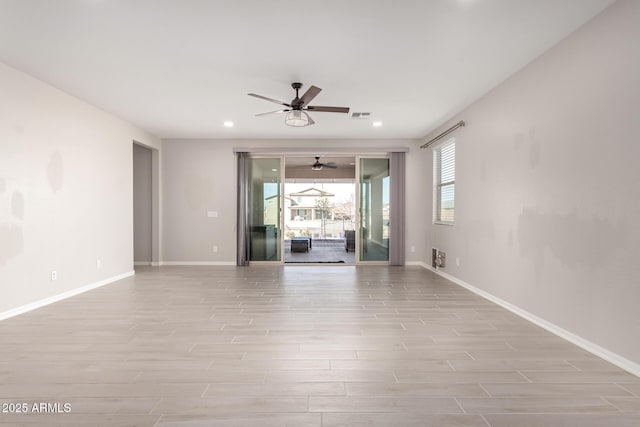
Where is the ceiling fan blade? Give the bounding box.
[324,163,338,169]
[299,85,322,107]
[248,93,291,107]
[255,109,289,117]
[306,106,350,114]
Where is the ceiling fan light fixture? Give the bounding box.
[285,110,310,127]
[311,164,323,171]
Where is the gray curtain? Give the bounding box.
[389,152,406,266]
[236,152,250,266]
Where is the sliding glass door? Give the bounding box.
[358,157,390,263]
[248,157,282,262]
[238,153,400,265]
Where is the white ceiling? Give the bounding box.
[0,0,614,139]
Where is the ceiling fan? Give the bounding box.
[248,83,350,127]
[311,156,337,171]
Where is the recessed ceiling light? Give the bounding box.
[373,121,382,127]
[223,121,234,127]
[271,169,278,172]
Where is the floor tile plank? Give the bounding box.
[0,265,636,425]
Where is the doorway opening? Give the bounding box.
[133,142,159,268]
[240,152,395,266]
[284,156,356,264]
[283,181,356,264]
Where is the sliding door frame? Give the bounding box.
[234,147,407,266]
[246,154,285,266]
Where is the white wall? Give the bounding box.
[0,62,160,314]
[421,0,640,367]
[161,139,427,264]
[133,143,153,263]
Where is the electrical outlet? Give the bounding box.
[207,211,218,218]
[213,245,218,253]
[96,259,102,269]
[51,271,58,281]
[456,257,460,267]
[410,245,415,253]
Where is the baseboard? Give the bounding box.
[406,261,430,269]
[156,261,236,266]
[134,261,151,266]
[0,270,135,322]
[421,265,640,378]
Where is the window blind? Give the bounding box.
[435,140,455,223]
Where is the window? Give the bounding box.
[434,139,455,224]
[293,209,310,220]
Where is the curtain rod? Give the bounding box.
[420,120,465,149]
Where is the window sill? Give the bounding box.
[434,221,455,227]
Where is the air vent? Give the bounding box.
[432,248,447,268]
[349,112,372,119]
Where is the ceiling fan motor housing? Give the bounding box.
[291,83,303,109]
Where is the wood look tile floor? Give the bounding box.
[0,266,639,426]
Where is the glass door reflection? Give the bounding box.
[248,157,282,262]
[359,158,390,262]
